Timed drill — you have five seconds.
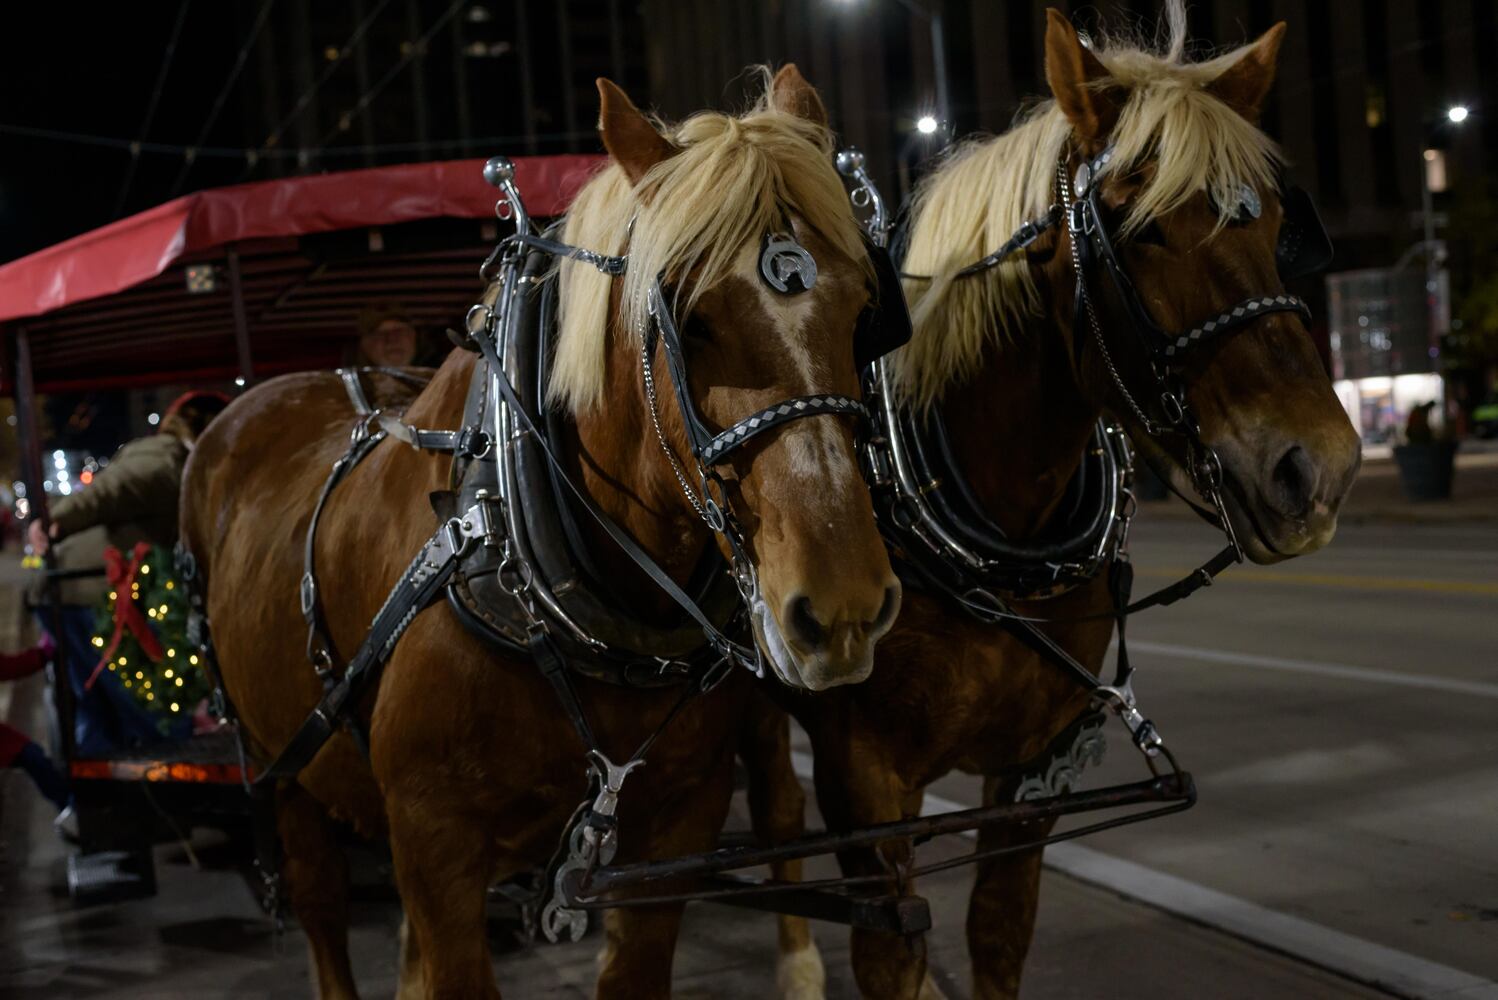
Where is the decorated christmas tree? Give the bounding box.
[88,543,211,734]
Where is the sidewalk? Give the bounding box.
[1140,447,1498,525]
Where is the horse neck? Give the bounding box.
[935,289,1101,537]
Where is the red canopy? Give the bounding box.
[0,155,605,390]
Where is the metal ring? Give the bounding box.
[851,187,872,208]
[702,498,728,533]
[889,496,920,531]
[465,303,494,336]
[495,198,514,221]
[497,556,534,597]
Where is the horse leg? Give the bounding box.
[811,755,927,1000]
[965,777,1054,1000]
[387,796,501,999]
[277,783,360,1000]
[596,756,736,1000]
[395,915,425,1000]
[740,698,824,1000]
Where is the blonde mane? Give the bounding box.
[549,73,871,413]
[892,19,1283,408]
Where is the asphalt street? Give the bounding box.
[1,515,1494,998]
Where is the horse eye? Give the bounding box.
[683,316,711,340]
[1131,221,1168,247]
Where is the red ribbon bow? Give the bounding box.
[85,542,165,692]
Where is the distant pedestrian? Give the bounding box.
[0,635,73,829]
[28,391,228,756]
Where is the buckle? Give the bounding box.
[1159,391,1185,426]
[299,573,317,618]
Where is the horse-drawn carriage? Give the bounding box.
[0,8,1355,996]
[0,151,601,899]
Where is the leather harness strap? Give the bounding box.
[262,505,489,783]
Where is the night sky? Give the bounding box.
[0,5,264,263]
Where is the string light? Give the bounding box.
[93,548,205,722]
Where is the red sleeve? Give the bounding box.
[0,647,47,683]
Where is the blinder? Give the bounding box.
[643,276,872,469]
[1275,184,1333,281]
[640,230,913,469]
[1069,156,1316,369]
[854,238,914,369]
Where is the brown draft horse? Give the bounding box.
[181,67,900,999]
[738,11,1363,999]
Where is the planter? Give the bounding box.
[1392,441,1458,501]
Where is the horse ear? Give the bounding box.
[1206,23,1286,123]
[1044,8,1121,143]
[770,64,828,127]
[596,78,676,186]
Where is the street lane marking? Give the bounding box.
[1137,566,1498,597]
[1128,640,1498,699]
[1041,844,1498,1000]
[1298,547,1498,563]
[790,752,1498,1000]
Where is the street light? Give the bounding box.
[1414,105,1470,377]
[915,115,938,135]
[831,0,949,135]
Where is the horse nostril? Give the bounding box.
[786,595,827,650]
[1269,444,1317,519]
[872,584,900,632]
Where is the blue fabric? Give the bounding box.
[13,740,70,810]
[37,605,185,757]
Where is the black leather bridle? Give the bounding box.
[1062,147,1316,563]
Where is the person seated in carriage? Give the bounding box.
[347,301,451,369]
[27,390,229,756]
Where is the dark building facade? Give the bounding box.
[638,0,1494,272]
[4,1,1492,279]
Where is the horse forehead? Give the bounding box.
[727,238,843,346]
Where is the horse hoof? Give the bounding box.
[918,972,952,1000]
[777,940,827,1000]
